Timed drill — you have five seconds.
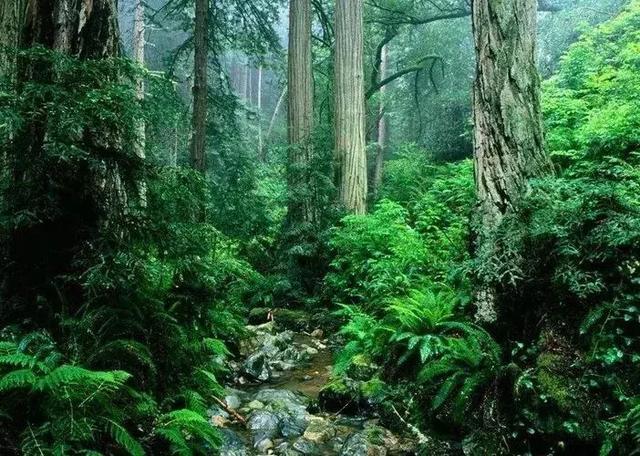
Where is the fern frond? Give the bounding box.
[0,368,37,392]
[104,419,145,456]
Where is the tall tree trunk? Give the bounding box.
[7,0,122,328]
[335,0,367,214]
[257,65,264,161]
[133,0,146,203]
[287,0,314,223]
[472,0,553,323]
[190,0,208,172]
[0,0,26,80]
[372,43,388,195]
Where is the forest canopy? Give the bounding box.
[0,0,639,455]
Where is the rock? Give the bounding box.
[254,389,308,407]
[311,329,324,339]
[302,375,313,381]
[340,432,387,456]
[255,438,275,453]
[318,376,364,414]
[346,354,379,381]
[225,394,242,410]
[243,352,271,381]
[247,400,265,410]
[278,409,308,438]
[248,410,280,445]
[211,414,229,427]
[303,345,319,356]
[302,417,336,444]
[219,429,248,456]
[292,437,321,455]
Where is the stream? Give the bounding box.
[211,322,417,455]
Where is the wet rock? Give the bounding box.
[255,389,308,407]
[340,432,387,456]
[219,429,248,456]
[225,394,242,410]
[244,352,271,382]
[247,400,265,410]
[249,410,280,445]
[278,409,308,438]
[318,376,364,414]
[302,417,336,444]
[310,328,324,339]
[292,437,321,455]
[256,437,275,453]
[301,345,318,356]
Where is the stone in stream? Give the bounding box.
[339,432,387,456]
[248,410,280,445]
[218,428,249,456]
[225,394,242,410]
[243,352,272,381]
[292,437,321,455]
[247,399,265,410]
[302,417,336,444]
[255,437,274,453]
[310,328,324,339]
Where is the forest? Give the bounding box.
[0,0,639,454]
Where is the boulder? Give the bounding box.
[340,432,387,456]
[292,437,321,455]
[255,437,275,453]
[247,400,265,410]
[302,417,336,444]
[248,410,280,445]
[219,429,248,456]
[243,352,271,382]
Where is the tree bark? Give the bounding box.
[7,0,122,327]
[287,0,314,224]
[472,0,553,322]
[190,0,208,172]
[0,0,26,80]
[372,43,388,195]
[335,0,367,214]
[133,0,146,203]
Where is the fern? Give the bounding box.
[104,419,145,456]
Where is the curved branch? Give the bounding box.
[365,55,442,100]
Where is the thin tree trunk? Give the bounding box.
[335,0,367,214]
[287,0,314,223]
[372,43,388,195]
[472,0,553,323]
[257,65,264,161]
[241,57,248,103]
[133,0,146,203]
[267,84,286,142]
[190,0,208,172]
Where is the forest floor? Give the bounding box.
[212,322,417,455]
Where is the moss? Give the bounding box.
[360,377,386,401]
[536,353,574,412]
[346,353,379,380]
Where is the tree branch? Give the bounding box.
[365,55,442,100]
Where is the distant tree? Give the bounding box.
[335,0,367,214]
[190,0,208,172]
[472,0,553,322]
